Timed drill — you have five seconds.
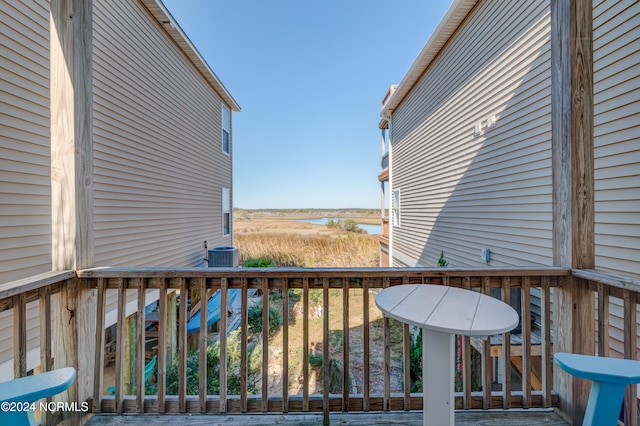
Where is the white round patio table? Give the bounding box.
[375,284,519,426]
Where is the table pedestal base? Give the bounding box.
[423,329,454,426]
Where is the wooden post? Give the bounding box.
[551,0,595,424]
[50,0,94,423]
[51,0,94,269]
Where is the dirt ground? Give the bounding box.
[234,218,401,397]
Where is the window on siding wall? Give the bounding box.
[223,188,231,236]
[222,105,231,154]
[393,189,400,227]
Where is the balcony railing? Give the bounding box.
[1,266,639,424]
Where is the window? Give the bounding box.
[222,188,231,236]
[393,189,400,227]
[222,105,230,154]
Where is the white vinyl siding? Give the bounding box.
[390,0,552,268]
[0,0,50,377]
[592,0,640,359]
[92,0,232,267]
[593,0,640,279]
[0,0,51,284]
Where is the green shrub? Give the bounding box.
[308,350,323,369]
[307,351,346,393]
[247,303,282,334]
[244,258,275,268]
[326,219,340,229]
[325,219,363,233]
[151,329,248,396]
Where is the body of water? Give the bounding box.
[295,218,381,235]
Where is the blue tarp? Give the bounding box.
[186,289,240,334]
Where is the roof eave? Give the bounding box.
[141,0,241,112]
[381,0,478,118]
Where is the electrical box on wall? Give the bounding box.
[481,248,491,263]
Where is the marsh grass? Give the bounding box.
[235,232,379,267]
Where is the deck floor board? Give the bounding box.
[87,409,569,425]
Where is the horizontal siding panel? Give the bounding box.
[594,49,640,84]
[0,0,51,284]
[592,0,640,360]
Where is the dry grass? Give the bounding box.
[235,219,379,267]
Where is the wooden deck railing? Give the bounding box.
[2,267,639,424]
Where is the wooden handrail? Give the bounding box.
[77,266,570,279]
[0,271,74,300]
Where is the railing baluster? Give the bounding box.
[198,277,208,414]
[136,278,146,413]
[39,285,54,424]
[541,276,552,408]
[403,324,410,411]
[240,277,248,413]
[382,276,390,412]
[501,276,512,410]
[13,293,27,378]
[362,277,370,412]
[462,276,472,410]
[402,275,410,411]
[343,278,350,412]
[481,277,491,409]
[39,286,53,373]
[178,278,188,413]
[322,277,330,425]
[282,278,289,413]
[157,279,168,414]
[93,278,106,413]
[623,289,638,425]
[521,276,532,408]
[115,279,126,414]
[597,282,610,357]
[261,276,269,412]
[302,277,310,412]
[220,277,228,413]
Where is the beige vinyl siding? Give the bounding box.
[390,0,552,268]
[593,0,640,278]
[92,0,232,267]
[0,0,50,377]
[0,0,51,283]
[593,0,640,359]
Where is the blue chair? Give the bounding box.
[106,354,156,395]
[0,367,76,426]
[554,352,640,425]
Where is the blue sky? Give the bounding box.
[162,0,453,209]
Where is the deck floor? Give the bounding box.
[87,409,569,425]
